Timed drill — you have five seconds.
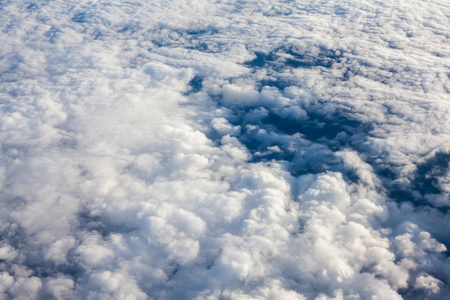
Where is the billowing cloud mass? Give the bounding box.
[0,0,449,299]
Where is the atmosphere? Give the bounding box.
[0,0,449,299]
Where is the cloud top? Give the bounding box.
[0,0,449,299]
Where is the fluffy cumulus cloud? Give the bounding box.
[0,0,449,299]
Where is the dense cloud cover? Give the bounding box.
[0,0,449,299]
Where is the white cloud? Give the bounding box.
[1,0,449,298]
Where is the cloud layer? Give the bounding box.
[0,0,449,299]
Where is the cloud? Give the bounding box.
[1,0,449,299]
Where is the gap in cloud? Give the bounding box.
[0,219,84,283]
[264,111,366,143]
[202,85,373,182]
[72,12,90,24]
[186,75,204,95]
[244,45,344,72]
[386,151,450,213]
[252,109,371,179]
